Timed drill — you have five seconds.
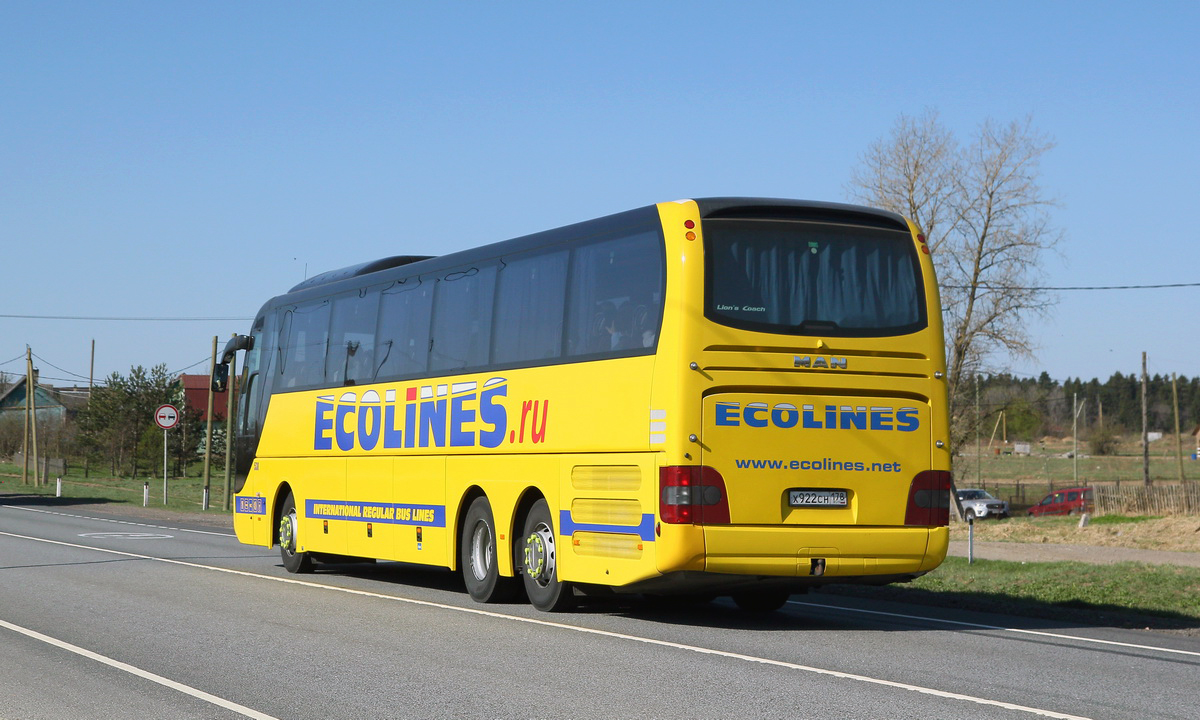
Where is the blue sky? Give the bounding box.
[2,2,1197,387]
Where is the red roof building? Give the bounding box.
[176,374,229,422]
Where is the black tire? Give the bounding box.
[279,493,313,574]
[460,496,519,603]
[732,590,790,613]
[517,499,575,612]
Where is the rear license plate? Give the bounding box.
[788,489,848,508]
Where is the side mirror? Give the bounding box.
[211,363,230,393]
[212,334,253,393]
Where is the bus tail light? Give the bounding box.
[904,470,952,526]
[659,466,730,525]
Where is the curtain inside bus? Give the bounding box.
[705,220,926,337]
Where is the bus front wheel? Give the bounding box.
[279,493,313,574]
[460,496,518,603]
[518,499,575,612]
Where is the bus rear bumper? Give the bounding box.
[701,524,948,579]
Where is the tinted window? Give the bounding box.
[564,231,664,357]
[706,219,924,336]
[376,279,433,379]
[492,250,568,365]
[329,288,380,386]
[430,265,497,372]
[279,300,330,389]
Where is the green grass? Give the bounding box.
[0,461,233,515]
[825,557,1200,632]
[1088,514,1162,526]
[954,444,1196,511]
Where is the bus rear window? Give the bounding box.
[705,219,926,337]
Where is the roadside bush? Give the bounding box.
[1088,426,1122,456]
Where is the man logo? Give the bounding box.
[794,356,847,369]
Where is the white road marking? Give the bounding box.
[789,599,1200,659]
[1,504,235,537]
[78,532,174,540]
[1,530,1094,719]
[0,616,279,720]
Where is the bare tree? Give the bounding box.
[848,110,1060,452]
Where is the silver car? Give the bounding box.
[956,489,1009,521]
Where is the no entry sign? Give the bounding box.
[155,404,179,430]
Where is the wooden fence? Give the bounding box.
[1092,482,1200,516]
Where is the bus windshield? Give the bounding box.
[705,219,926,337]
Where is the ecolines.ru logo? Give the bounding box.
[314,377,549,451]
[715,402,920,432]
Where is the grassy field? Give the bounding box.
[0,460,233,515]
[954,437,1197,510]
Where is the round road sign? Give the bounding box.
[155,404,179,430]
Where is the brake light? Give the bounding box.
[659,466,730,525]
[905,470,952,526]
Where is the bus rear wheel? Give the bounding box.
[518,499,575,612]
[461,497,518,603]
[279,493,313,574]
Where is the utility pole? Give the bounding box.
[1073,393,1079,486]
[22,348,30,486]
[1142,352,1151,487]
[86,339,94,478]
[27,348,41,487]
[975,375,981,486]
[203,336,217,510]
[1173,373,1186,483]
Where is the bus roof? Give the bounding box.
[264,197,911,312]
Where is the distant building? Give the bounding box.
[175,374,228,422]
[0,377,89,429]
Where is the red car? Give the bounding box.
[1027,487,1093,516]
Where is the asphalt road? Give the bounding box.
[1,497,1198,720]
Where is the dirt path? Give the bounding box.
[947,540,1200,567]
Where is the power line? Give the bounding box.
[168,356,212,375]
[0,314,251,321]
[31,352,91,382]
[944,282,1200,291]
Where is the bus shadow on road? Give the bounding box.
[0,493,120,509]
[816,584,1200,636]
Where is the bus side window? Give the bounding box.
[330,287,380,386]
[279,300,331,389]
[430,265,497,373]
[376,278,433,380]
[564,230,664,357]
[492,250,568,365]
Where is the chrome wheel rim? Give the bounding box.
[469,521,493,582]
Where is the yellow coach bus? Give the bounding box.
[214,198,951,612]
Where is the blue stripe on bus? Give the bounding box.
[559,510,655,542]
[305,499,446,527]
